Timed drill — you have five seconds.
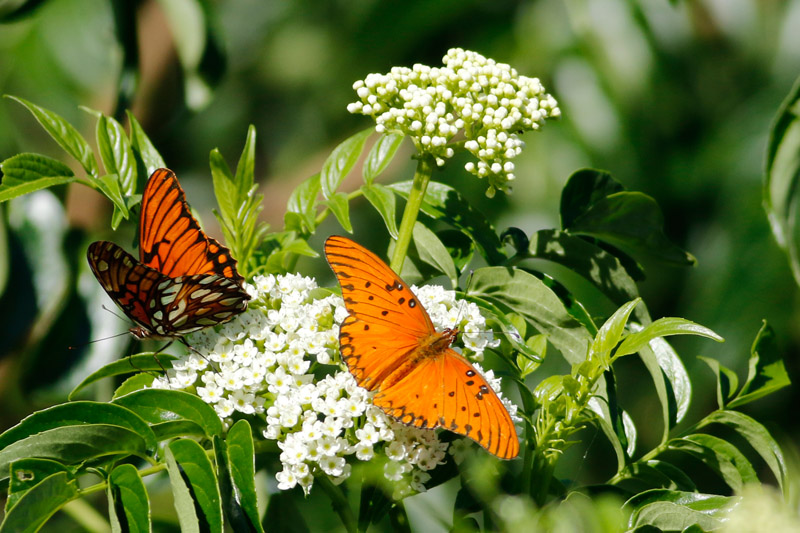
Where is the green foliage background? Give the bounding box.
[0,0,798,530]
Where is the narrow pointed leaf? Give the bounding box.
[363,132,404,185]
[127,111,165,174]
[0,473,78,533]
[669,434,758,491]
[729,321,791,408]
[361,183,399,238]
[412,222,457,287]
[321,127,372,199]
[326,192,353,232]
[698,356,739,409]
[235,125,257,198]
[226,420,262,532]
[108,464,150,533]
[6,96,99,176]
[0,153,75,202]
[96,115,137,195]
[616,317,723,358]
[168,439,222,533]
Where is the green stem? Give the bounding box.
[389,153,434,273]
[317,476,357,533]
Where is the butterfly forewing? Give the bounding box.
[325,235,520,459]
[139,168,243,283]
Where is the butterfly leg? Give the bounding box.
[178,337,220,375]
[148,340,174,375]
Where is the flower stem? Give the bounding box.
[317,476,357,533]
[389,153,434,273]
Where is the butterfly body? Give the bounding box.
[325,235,519,459]
[88,169,249,342]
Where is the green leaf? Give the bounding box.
[626,490,731,531]
[95,174,130,225]
[390,180,506,265]
[560,169,694,265]
[164,445,201,533]
[113,373,157,399]
[698,356,739,409]
[69,353,175,400]
[412,222,457,287]
[226,420,262,532]
[615,317,723,359]
[591,299,641,362]
[528,229,640,305]
[0,425,149,482]
[696,410,788,492]
[0,153,76,202]
[108,464,150,533]
[0,402,156,453]
[728,321,791,408]
[6,96,99,176]
[0,473,78,533]
[325,192,353,232]
[639,336,693,439]
[361,183,399,238]
[7,459,73,513]
[96,115,137,196]
[113,389,223,438]
[461,293,542,365]
[285,173,321,234]
[470,267,592,364]
[439,230,474,275]
[363,132,404,185]
[126,111,166,174]
[623,460,697,491]
[152,420,208,441]
[321,127,372,199]
[235,125,257,199]
[764,74,800,286]
[669,434,758,491]
[588,398,628,471]
[168,439,223,533]
[210,149,238,231]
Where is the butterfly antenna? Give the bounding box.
[68,330,130,350]
[101,304,129,323]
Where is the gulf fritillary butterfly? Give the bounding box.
[325,235,519,459]
[87,168,250,341]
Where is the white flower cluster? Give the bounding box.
[347,47,560,196]
[153,274,507,496]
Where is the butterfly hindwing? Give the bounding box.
[139,168,243,282]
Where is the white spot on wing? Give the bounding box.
[190,288,211,299]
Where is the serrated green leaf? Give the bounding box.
[6,96,99,176]
[69,353,175,400]
[0,425,149,482]
[363,132,404,185]
[96,115,137,195]
[390,180,505,265]
[226,420,261,532]
[361,183,399,238]
[321,127,372,199]
[729,321,791,408]
[7,459,73,513]
[0,472,78,533]
[696,410,788,492]
[0,153,76,202]
[126,111,166,174]
[108,464,150,533]
[412,222,457,287]
[669,434,758,491]
[698,356,739,409]
[0,402,156,453]
[113,389,223,437]
[326,192,353,232]
[168,439,222,533]
[764,74,800,286]
[470,267,592,364]
[616,317,723,359]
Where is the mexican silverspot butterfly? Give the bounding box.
[325,235,519,459]
[87,168,250,342]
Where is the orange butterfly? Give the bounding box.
[325,235,519,459]
[87,168,250,341]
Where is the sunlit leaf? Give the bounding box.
[321,127,372,199]
[728,321,791,408]
[113,389,223,438]
[361,183,399,238]
[108,464,150,533]
[0,153,75,203]
[412,222,457,287]
[0,472,78,533]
